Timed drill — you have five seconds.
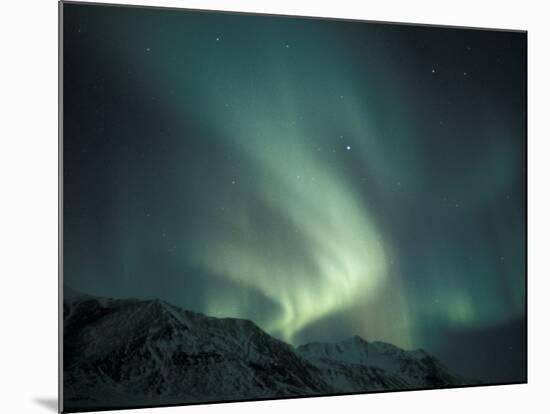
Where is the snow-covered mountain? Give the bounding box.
[63,290,465,411]
[297,336,464,392]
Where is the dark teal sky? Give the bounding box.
[63,3,526,383]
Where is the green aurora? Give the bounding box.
[63,3,526,382]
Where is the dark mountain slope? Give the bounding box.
[63,290,465,411]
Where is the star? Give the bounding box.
[431,68,436,73]
[145,47,151,52]
[231,180,236,185]
[346,145,351,151]
[216,37,220,41]
[463,72,468,76]
[285,44,290,48]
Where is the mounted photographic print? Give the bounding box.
[60,1,527,412]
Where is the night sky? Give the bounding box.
[63,3,526,383]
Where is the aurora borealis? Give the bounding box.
[63,3,526,383]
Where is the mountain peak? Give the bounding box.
[344,334,369,345]
[63,291,465,411]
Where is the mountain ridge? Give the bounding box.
[63,288,467,411]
